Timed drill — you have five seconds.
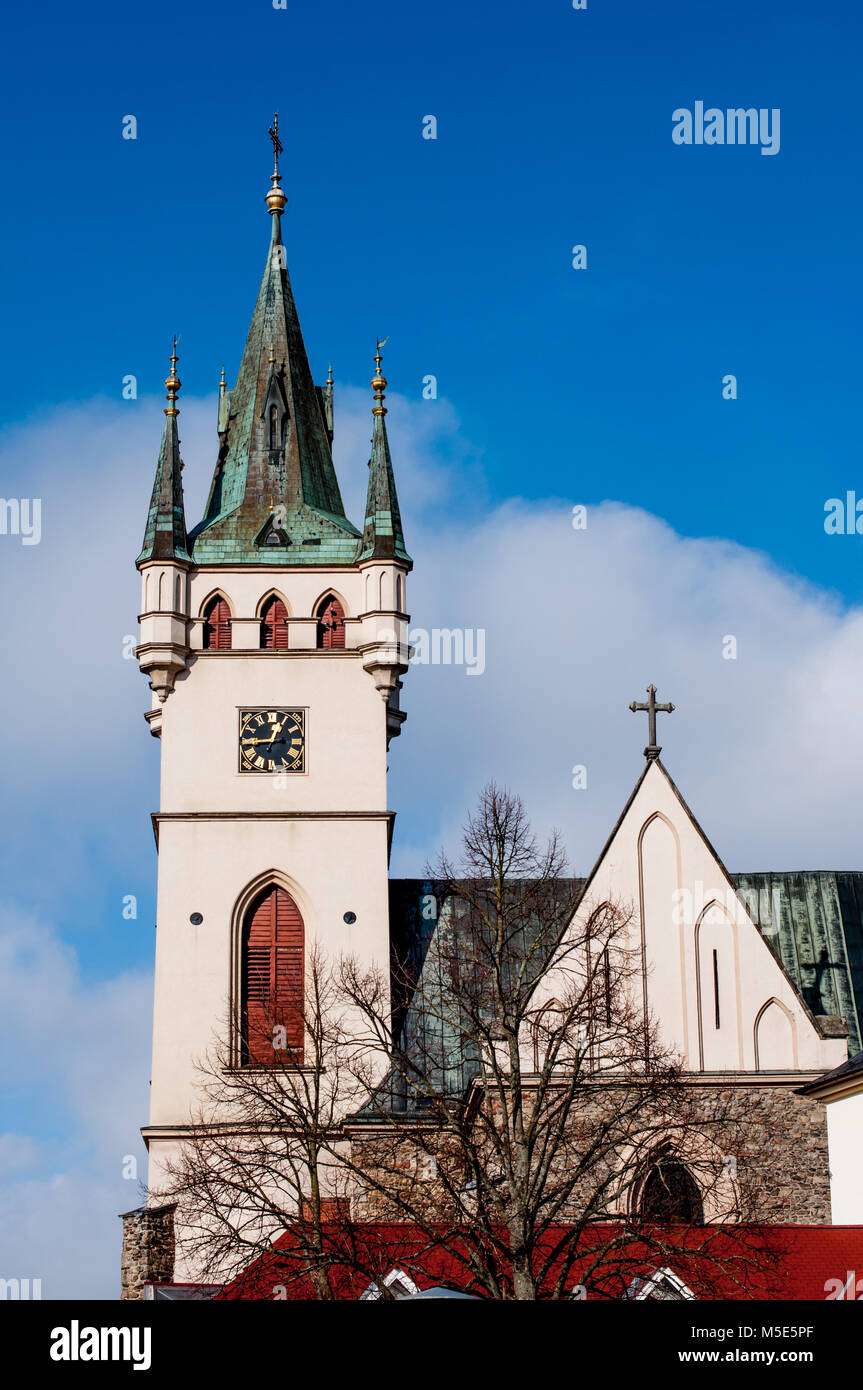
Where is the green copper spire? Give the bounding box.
[137,339,191,565]
[188,121,360,565]
[356,339,411,565]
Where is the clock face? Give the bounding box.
[239,708,305,774]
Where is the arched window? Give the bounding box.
[269,404,279,450]
[260,595,290,650]
[202,596,232,650]
[316,595,345,649]
[640,1158,703,1225]
[532,1001,564,1071]
[241,885,304,1066]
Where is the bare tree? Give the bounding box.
[337,782,780,1300]
[157,945,379,1299]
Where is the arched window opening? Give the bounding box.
[241,885,304,1066]
[202,596,232,650]
[316,595,345,650]
[640,1158,703,1226]
[591,946,612,1027]
[532,1001,564,1072]
[269,404,280,450]
[260,595,290,650]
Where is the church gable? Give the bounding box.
[564,758,847,1075]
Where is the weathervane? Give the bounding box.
[372,337,389,415]
[265,113,287,215]
[268,113,283,172]
[629,684,675,760]
[164,335,181,416]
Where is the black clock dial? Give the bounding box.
[239,709,305,773]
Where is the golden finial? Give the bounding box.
[371,336,389,415]
[164,336,181,416]
[326,362,334,387]
[268,343,276,368]
[219,364,226,393]
[265,112,287,215]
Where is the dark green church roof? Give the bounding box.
[730,871,863,1055]
[188,208,361,565]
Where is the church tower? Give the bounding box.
[130,122,411,1278]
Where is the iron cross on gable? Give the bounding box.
[629,684,675,760]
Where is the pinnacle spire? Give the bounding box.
[357,340,411,565]
[137,340,191,565]
[188,121,360,565]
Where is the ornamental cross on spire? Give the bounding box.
[268,113,283,172]
[629,683,675,760]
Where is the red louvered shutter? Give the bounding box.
[203,597,232,650]
[260,595,290,650]
[274,888,304,1056]
[242,886,304,1065]
[317,596,345,650]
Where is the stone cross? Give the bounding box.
[629,684,675,759]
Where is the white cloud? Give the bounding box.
[390,495,863,875]
[0,910,151,1298]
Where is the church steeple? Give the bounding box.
[137,339,191,565]
[356,340,411,565]
[188,117,360,565]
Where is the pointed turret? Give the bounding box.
[356,340,411,565]
[137,340,191,564]
[188,115,360,564]
[135,341,192,715]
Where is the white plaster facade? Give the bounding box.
[825,1091,863,1223]
[540,758,847,1077]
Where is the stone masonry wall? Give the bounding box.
[120,1204,176,1300]
[348,1082,832,1226]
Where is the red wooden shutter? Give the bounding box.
[260,595,290,650]
[242,886,304,1065]
[317,596,345,650]
[274,889,304,1056]
[203,597,232,650]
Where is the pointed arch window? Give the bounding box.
[241,885,304,1066]
[316,595,345,650]
[202,596,232,650]
[269,404,280,450]
[260,595,290,650]
[532,1000,565,1072]
[640,1158,703,1226]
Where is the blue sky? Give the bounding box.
[1,0,862,1296]
[3,0,862,591]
